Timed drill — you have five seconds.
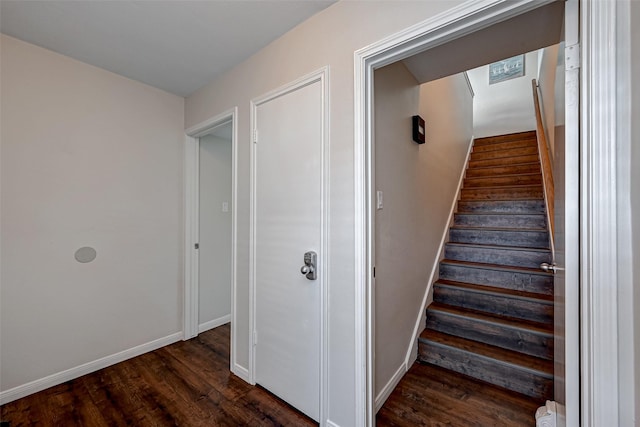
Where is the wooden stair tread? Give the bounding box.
[454,212,546,217]
[446,241,551,254]
[462,184,543,190]
[467,161,540,171]
[472,139,537,154]
[457,199,546,212]
[474,131,537,145]
[419,330,553,377]
[465,172,542,181]
[468,155,540,168]
[435,279,554,302]
[428,302,553,335]
[450,225,547,232]
[439,258,553,277]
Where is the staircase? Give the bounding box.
[418,130,554,402]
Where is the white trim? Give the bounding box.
[614,2,635,425]
[463,71,475,98]
[580,0,627,425]
[403,136,474,369]
[325,421,341,427]
[232,364,251,384]
[184,134,200,340]
[184,108,239,379]
[374,362,407,413]
[198,314,231,334]
[0,332,182,405]
[354,1,556,424]
[249,67,330,424]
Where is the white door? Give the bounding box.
[253,77,324,421]
[554,0,580,425]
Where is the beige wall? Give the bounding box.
[198,132,232,328]
[537,44,561,158]
[373,63,473,401]
[184,2,465,424]
[0,35,184,393]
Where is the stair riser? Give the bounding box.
[464,174,542,188]
[418,341,552,400]
[465,163,541,178]
[445,245,551,269]
[449,228,549,249]
[439,263,553,295]
[454,214,546,229]
[472,139,537,153]
[470,146,538,161]
[460,186,543,200]
[457,200,545,214]
[433,285,553,324]
[474,132,537,146]
[469,154,539,169]
[426,309,553,360]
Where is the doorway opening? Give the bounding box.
[184,108,239,377]
[354,1,579,425]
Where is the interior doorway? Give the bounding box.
[184,108,238,376]
[198,124,233,333]
[354,1,579,425]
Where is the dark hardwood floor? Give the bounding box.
[1,324,538,426]
[376,362,539,426]
[0,325,316,427]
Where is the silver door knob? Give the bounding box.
[301,251,317,280]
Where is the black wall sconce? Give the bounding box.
[412,115,425,144]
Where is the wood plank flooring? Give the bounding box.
[1,324,538,426]
[376,362,539,426]
[0,325,316,427]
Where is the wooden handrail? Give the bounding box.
[531,79,555,247]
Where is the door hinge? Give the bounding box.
[194,243,199,250]
[253,331,258,346]
[253,129,258,143]
[373,266,376,278]
[566,43,580,70]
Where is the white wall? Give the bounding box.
[467,51,538,137]
[373,63,473,401]
[198,132,232,329]
[184,2,466,424]
[0,35,184,396]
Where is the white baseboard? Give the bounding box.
[231,363,251,384]
[403,136,475,368]
[374,362,407,413]
[0,331,182,405]
[325,420,341,427]
[198,314,231,333]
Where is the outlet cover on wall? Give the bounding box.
[222,202,229,212]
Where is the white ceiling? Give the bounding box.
[0,0,335,97]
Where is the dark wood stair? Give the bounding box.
[418,130,554,402]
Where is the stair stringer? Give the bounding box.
[401,136,475,370]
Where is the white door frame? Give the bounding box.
[249,67,330,424]
[184,107,241,377]
[354,0,631,425]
